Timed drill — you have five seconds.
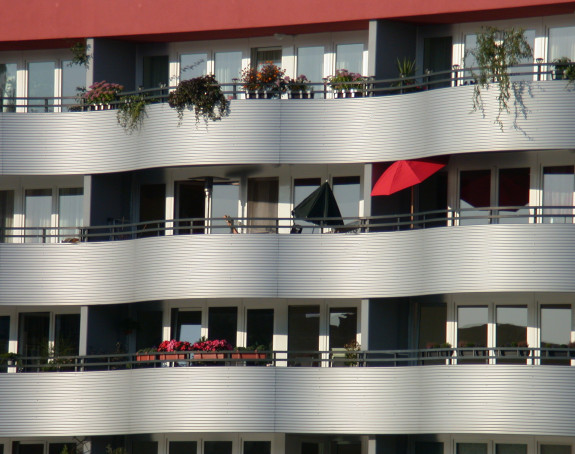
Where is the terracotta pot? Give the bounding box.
[194,352,226,360]
[158,353,186,360]
[231,352,267,360]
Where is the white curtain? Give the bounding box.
[59,188,83,239]
[549,26,575,61]
[543,172,574,223]
[336,43,363,74]
[214,51,242,93]
[25,189,52,243]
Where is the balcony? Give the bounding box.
[1,66,574,175]
[0,348,575,437]
[1,210,575,304]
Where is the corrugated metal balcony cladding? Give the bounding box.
[1,224,575,306]
[1,81,575,175]
[0,366,574,437]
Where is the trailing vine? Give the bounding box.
[468,27,532,130]
[168,74,230,125]
[116,93,150,133]
[69,41,91,68]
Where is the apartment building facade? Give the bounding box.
[1,1,575,453]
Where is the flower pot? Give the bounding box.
[231,352,267,360]
[194,352,226,360]
[158,353,186,361]
[136,354,156,361]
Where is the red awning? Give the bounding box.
[371,158,447,196]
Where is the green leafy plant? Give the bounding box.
[69,41,91,68]
[344,340,361,366]
[328,69,364,92]
[553,57,575,83]
[168,74,230,125]
[117,93,150,133]
[396,57,416,85]
[467,27,532,129]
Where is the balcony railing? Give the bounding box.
[0,62,571,113]
[1,347,573,373]
[1,205,573,243]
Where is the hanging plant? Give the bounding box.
[117,92,150,133]
[69,41,91,68]
[468,27,532,129]
[168,74,230,125]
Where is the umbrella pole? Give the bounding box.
[410,187,414,229]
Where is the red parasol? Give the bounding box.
[371,158,447,196]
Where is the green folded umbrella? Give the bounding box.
[293,182,344,227]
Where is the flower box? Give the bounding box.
[194,352,227,360]
[136,354,156,362]
[231,352,267,360]
[159,353,186,361]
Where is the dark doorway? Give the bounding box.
[139,184,165,237]
[176,181,205,234]
[423,36,453,89]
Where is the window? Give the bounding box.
[215,51,242,93]
[458,306,488,363]
[59,188,84,240]
[459,170,491,225]
[180,53,208,80]
[0,190,14,243]
[0,62,17,112]
[294,178,321,232]
[329,307,357,349]
[246,309,274,350]
[457,443,487,454]
[464,34,478,69]
[170,442,197,454]
[498,168,530,224]
[28,61,55,112]
[496,306,528,364]
[496,444,527,454]
[543,166,574,224]
[333,176,360,219]
[540,445,572,454]
[253,47,282,69]
[61,61,86,111]
[25,189,52,243]
[541,304,572,365]
[172,309,202,343]
[244,441,271,454]
[208,307,237,346]
[204,441,232,454]
[297,46,324,83]
[288,305,320,365]
[549,26,575,62]
[336,44,363,74]
[211,181,239,233]
[418,304,447,349]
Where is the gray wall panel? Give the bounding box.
[0,366,573,437]
[1,81,574,175]
[1,224,575,305]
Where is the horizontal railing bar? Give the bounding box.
[1,206,574,241]
[2,347,573,373]
[1,62,570,112]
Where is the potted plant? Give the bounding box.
[168,74,230,125]
[157,339,192,360]
[467,27,532,130]
[117,92,150,133]
[191,337,233,360]
[136,347,157,362]
[285,75,312,99]
[327,69,364,98]
[343,340,361,366]
[241,62,287,99]
[395,57,417,92]
[0,352,20,367]
[82,80,124,110]
[231,344,267,360]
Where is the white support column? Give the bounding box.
[361,299,370,350]
[165,177,174,236]
[274,303,288,367]
[8,311,18,373]
[273,433,286,454]
[363,163,372,221]
[365,435,377,454]
[79,306,89,356]
[83,175,92,238]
